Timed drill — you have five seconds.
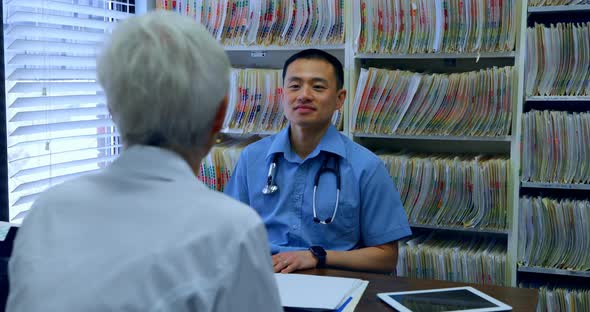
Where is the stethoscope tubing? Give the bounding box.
[262,153,341,224]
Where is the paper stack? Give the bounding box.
[521,110,590,184]
[537,287,590,312]
[518,196,590,271]
[354,0,516,54]
[156,0,345,46]
[352,66,514,137]
[397,233,508,286]
[274,273,368,311]
[526,22,590,97]
[380,153,509,230]
[197,139,254,191]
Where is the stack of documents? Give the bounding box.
[537,287,590,312]
[157,0,345,46]
[354,0,516,54]
[198,139,254,191]
[352,66,514,137]
[525,22,590,97]
[274,273,368,311]
[518,196,590,271]
[224,68,287,133]
[521,110,590,184]
[397,233,507,286]
[380,153,509,230]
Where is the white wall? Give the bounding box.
[136,0,156,15]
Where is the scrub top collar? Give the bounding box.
[266,124,346,163]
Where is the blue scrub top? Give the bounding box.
[224,125,411,254]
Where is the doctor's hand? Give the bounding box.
[272,251,318,273]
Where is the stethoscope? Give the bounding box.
[262,153,341,224]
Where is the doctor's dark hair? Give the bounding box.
[282,49,344,90]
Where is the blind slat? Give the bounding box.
[13,193,40,207]
[10,105,108,122]
[11,210,29,221]
[10,119,114,136]
[7,39,99,55]
[8,11,113,31]
[10,94,105,109]
[12,155,119,179]
[9,132,119,149]
[8,69,97,80]
[12,169,102,193]
[10,143,122,165]
[9,82,102,94]
[8,0,133,20]
[7,25,105,42]
[8,54,96,67]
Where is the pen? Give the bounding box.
[335,296,353,312]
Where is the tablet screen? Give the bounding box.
[378,287,512,312]
[387,289,497,311]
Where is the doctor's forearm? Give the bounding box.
[326,242,398,274]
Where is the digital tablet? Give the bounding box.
[377,286,512,312]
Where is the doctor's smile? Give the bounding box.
[293,104,317,114]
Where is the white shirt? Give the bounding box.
[7,146,282,312]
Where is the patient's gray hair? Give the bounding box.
[97,10,230,148]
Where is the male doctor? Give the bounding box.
[225,49,412,274]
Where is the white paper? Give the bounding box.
[274,273,363,310]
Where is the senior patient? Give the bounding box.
[6,11,281,312]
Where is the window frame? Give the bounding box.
[1,0,9,222]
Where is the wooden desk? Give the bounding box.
[300,269,538,312]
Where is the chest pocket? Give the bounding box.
[302,156,361,248]
[304,200,359,248]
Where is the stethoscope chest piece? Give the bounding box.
[262,184,278,194]
[262,153,341,225]
[262,159,279,194]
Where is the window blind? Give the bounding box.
[3,0,134,221]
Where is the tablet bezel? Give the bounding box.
[377,286,512,312]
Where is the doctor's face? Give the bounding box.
[282,59,346,129]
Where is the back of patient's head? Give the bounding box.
[97,10,230,149]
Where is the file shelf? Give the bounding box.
[224,45,345,52]
[528,4,590,13]
[526,96,590,102]
[353,133,512,142]
[410,223,510,236]
[354,52,516,60]
[517,2,590,308]
[220,129,276,136]
[347,0,522,287]
[521,182,590,191]
[518,266,590,278]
